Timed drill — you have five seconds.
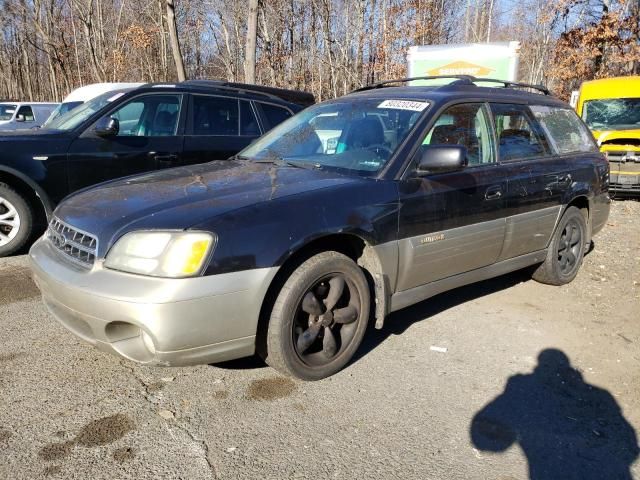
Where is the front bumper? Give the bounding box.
[29,237,278,366]
[608,158,640,194]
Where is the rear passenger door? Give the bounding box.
[490,103,570,260]
[182,95,262,165]
[396,102,507,292]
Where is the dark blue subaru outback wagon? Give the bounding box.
[30,76,610,380]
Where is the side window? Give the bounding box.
[422,103,495,166]
[17,105,35,122]
[109,94,181,137]
[192,95,239,135]
[240,101,260,136]
[260,103,292,130]
[530,106,597,154]
[491,103,551,162]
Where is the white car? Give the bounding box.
[42,82,143,127]
[0,102,59,131]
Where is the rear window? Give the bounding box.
[531,106,597,155]
[491,103,551,162]
[192,95,239,135]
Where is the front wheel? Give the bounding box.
[532,206,587,286]
[263,251,371,380]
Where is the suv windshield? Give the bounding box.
[582,98,640,130]
[42,101,84,128]
[0,104,16,121]
[46,90,129,131]
[240,99,429,174]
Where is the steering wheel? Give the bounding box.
[366,144,393,158]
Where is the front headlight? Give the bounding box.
[104,231,215,278]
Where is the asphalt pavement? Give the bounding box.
[1,201,639,479]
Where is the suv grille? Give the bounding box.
[47,218,98,267]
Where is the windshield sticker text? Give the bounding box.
[377,100,429,112]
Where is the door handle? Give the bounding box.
[485,185,503,200]
[557,173,572,185]
[154,154,179,164]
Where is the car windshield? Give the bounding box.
[42,101,84,128]
[239,98,429,174]
[46,90,129,131]
[0,104,16,121]
[582,98,640,131]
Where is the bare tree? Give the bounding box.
[166,0,186,81]
[244,0,259,83]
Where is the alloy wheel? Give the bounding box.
[0,196,21,247]
[293,273,362,367]
[557,219,582,275]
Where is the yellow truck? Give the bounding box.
[576,76,640,194]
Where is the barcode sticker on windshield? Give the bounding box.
[377,100,429,112]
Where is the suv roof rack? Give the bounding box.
[352,75,475,92]
[179,80,315,106]
[352,75,551,95]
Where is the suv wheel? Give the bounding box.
[263,251,371,380]
[0,183,34,257]
[532,206,587,286]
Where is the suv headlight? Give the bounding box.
[104,231,215,278]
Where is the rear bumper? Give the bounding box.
[29,237,278,366]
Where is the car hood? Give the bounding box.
[55,160,364,255]
[592,129,640,150]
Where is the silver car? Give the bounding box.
[0,102,59,131]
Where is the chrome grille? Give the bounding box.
[47,218,98,267]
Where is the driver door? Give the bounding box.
[396,102,508,292]
[66,93,185,192]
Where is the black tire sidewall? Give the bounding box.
[267,252,371,381]
[549,207,587,284]
[0,184,33,257]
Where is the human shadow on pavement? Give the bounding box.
[470,349,639,480]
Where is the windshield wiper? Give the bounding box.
[253,157,321,170]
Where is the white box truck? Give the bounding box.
[407,42,521,84]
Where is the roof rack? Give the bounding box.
[471,78,550,95]
[352,75,476,92]
[351,75,551,95]
[179,80,315,106]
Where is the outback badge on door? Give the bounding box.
[420,233,445,244]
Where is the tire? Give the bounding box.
[532,206,587,286]
[0,183,34,257]
[262,251,371,381]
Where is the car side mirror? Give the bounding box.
[415,145,468,175]
[15,114,25,122]
[95,116,119,137]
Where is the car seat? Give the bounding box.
[151,110,177,136]
[343,117,385,150]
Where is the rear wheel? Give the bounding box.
[263,251,370,380]
[0,183,33,257]
[532,206,587,286]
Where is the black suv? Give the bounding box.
[29,76,610,380]
[0,81,313,256]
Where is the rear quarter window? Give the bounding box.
[530,105,597,155]
[259,103,293,130]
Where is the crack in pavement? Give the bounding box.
[118,360,217,478]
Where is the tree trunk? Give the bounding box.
[166,0,186,81]
[244,0,259,84]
